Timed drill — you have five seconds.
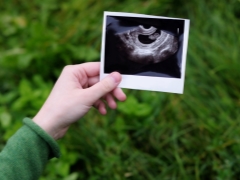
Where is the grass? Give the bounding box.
[0,0,240,179]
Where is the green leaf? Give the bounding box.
[19,79,32,96]
[63,173,79,180]
[0,111,12,128]
[118,95,152,117]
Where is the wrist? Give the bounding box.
[33,111,68,140]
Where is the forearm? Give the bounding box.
[0,118,60,180]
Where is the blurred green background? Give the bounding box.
[0,0,240,179]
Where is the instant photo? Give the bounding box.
[100,12,190,94]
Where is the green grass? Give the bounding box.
[0,0,240,179]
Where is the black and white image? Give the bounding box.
[100,12,190,93]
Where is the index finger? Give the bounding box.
[82,62,101,77]
[74,62,100,77]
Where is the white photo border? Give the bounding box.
[100,11,190,94]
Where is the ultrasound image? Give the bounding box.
[104,16,185,78]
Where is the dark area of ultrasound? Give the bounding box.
[104,16,185,78]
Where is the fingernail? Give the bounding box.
[110,72,121,84]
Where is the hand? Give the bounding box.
[33,62,126,140]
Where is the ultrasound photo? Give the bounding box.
[104,15,185,78]
[100,12,190,94]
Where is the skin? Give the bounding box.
[33,62,126,140]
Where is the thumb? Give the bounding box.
[85,72,122,104]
